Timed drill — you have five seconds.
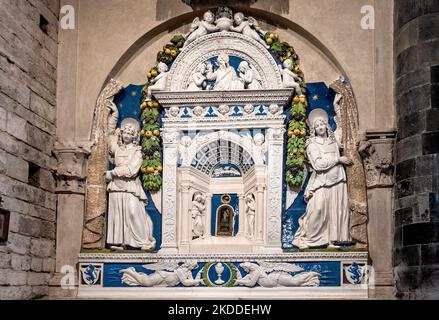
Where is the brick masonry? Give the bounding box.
[394,0,439,299]
[0,0,59,300]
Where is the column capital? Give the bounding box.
[53,144,90,195]
[161,128,180,145]
[359,129,397,188]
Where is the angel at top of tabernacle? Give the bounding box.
[183,10,219,47]
[230,12,269,48]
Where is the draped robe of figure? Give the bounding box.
[107,135,156,249]
[292,136,351,248]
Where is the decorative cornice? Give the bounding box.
[79,251,368,263]
[154,89,293,107]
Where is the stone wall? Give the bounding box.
[0,0,59,299]
[394,0,439,299]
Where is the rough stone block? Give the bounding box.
[403,222,439,246]
[421,243,439,265]
[42,257,55,273]
[395,179,414,199]
[36,168,55,192]
[31,285,49,299]
[419,13,439,41]
[395,18,418,56]
[39,221,55,239]
[6,111,28,141]
[7,232,31,255]
[10,253,31,271]
[418,40,439,67]
[4,270,28,286]
[397,110,426,141]
[396,84,431,116]
[422,131,439,155]
[414,176,433,193]
[396,67,430,97]
[27,271,49,286]
[0,253,11,268]
[395,245,420,266]
[396,45,419,77]
[395,207,413,227]
[396,158,416,181]
[29,91,56,123]
[26,123,55,155]
[30,238,54,258]
[31,257,43,272]
[395,0,423,30]
[31,206,56,222]
[0,106,6,130]
[0,285,32,300]
[432,83,439,108]
[394,265,422,294]
[396,135,423,162]
[430,192,439,220]
[426,109,439,131]
[0,150,29,183]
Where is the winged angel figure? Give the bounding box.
[183,10,219,47]
[120,261,204,287]
[235,261,320,287]
[230,13,269,48]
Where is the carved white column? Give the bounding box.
[179,183,191,252]
[265,127,285,251]
[205,193,212,237]
[237,193,245,236]
[255,183,265,243]
[160,129,179,253]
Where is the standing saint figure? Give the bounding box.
[206,54,244,90]
[292,108,352,249]
[245,193,256,238]
[191,192,206,239]
[105,103,156,251]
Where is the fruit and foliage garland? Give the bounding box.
[264,32,309,188]
[139,35,185,192]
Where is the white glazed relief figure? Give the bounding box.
[146,62,169,100]
[235,262,320,288]
[120,261,203,287]
[292,109,352,249]
[186,63,207,91]
[105,103,156,251]
[279,59,303,96]
[230,12,269,48]
[184,10,219,48]
[238,61,262,90]
[206,54,244,90]
[245,193,256,238]
[191,192,206,239]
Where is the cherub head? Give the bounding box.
[283,59,293,70]
[238,61,250,74]
[120,118,140,145]
[203,10,215,23]
[157,62,168,73]
[234,12,245,25]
